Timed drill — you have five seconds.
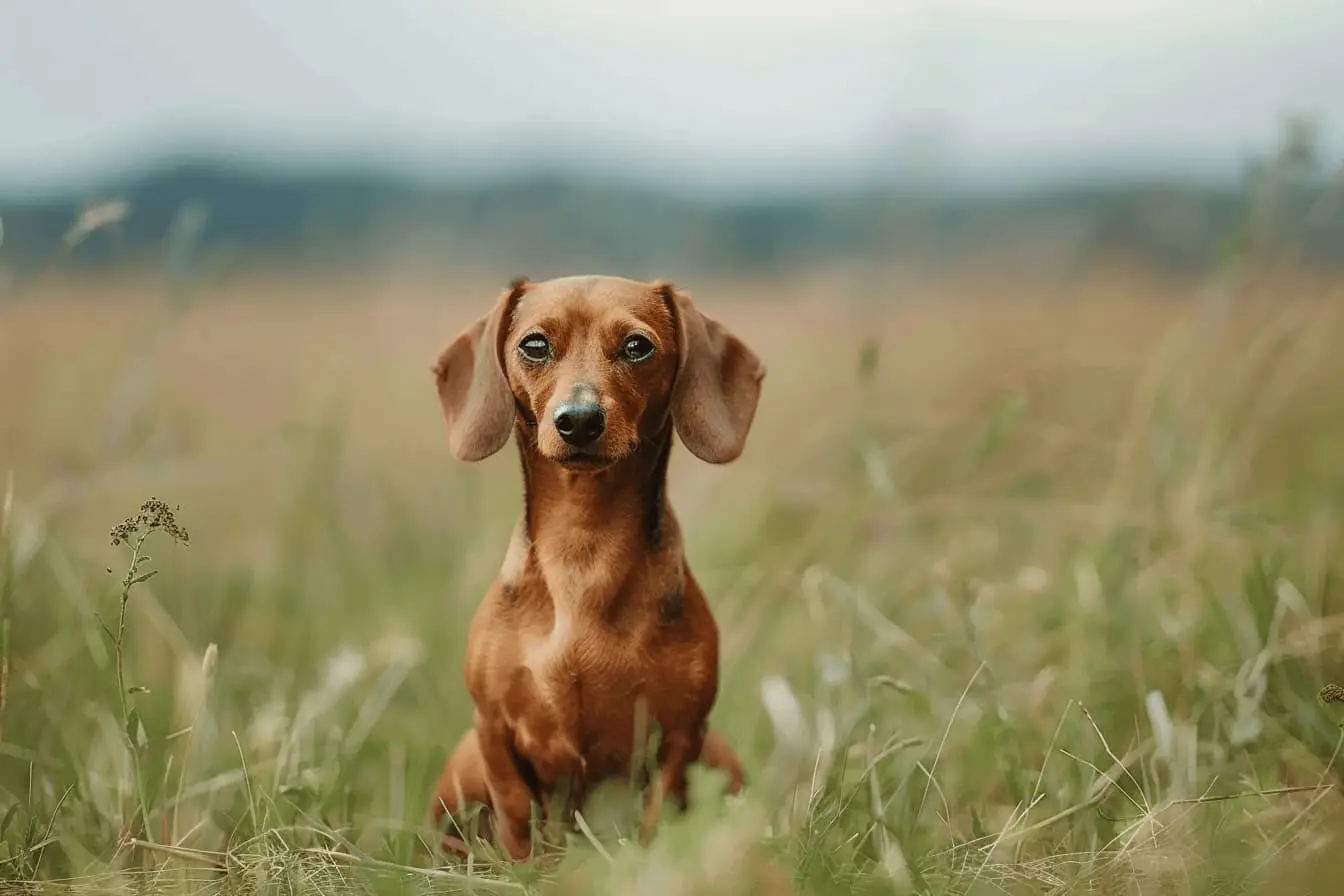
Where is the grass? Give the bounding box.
[3,261,1344,894]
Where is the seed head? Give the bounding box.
[109,496,190,547]
[1320,684,1344,705]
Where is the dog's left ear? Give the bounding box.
[661,282,766,464]
[432,279,527,462]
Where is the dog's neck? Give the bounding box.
[506,417,683,622]
[514,418,676,554]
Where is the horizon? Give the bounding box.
[0,140,1278,206]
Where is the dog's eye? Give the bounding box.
[518,334,551,364]
[621,334,655,363]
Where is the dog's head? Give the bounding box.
[433,275,765,471]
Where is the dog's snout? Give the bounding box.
[554,402,606,447]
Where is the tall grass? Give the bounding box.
[2,260,1344,894]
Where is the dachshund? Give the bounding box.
[426,275,764,860]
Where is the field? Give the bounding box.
[3,262,1344,894]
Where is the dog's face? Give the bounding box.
[501,277,679,470]
[433,275,765,468]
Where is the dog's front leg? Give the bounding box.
[476,720,540,861]
[639,726,702,844]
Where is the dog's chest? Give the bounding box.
[517,541,660,693]
[520,603,580,682]
[498,530,705,783]
[519,542,634,682]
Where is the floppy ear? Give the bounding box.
[432,279,526,462]
[662,283,766,464]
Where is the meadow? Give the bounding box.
[2,260,1344,894]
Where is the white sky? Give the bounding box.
[1,0,1342,194]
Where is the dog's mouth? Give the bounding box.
[555,451,613,471]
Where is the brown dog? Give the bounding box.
[426,275,764,860]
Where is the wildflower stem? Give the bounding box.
[115,530,154,845]
[105,497,189,848]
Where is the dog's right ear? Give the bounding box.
[432,278,527,462]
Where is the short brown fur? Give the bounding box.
[428,275,765,860]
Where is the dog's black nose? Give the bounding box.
[554,402,606,447]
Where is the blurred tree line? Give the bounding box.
[0,115,1339,283]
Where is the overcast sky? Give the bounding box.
[2,0,1342,195]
